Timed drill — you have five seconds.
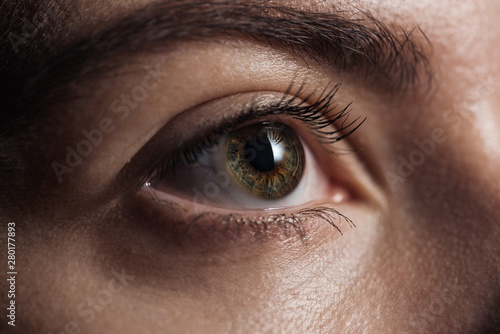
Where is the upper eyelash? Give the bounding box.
[256,81,365,147]
[143,81,365,186]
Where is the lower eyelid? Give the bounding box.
[124,185,355,251]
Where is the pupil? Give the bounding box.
[244,134,277,172]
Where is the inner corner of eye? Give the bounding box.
[146,119,349,210]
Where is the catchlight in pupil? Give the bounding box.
[225,122,305,198]
[244,131,281,172]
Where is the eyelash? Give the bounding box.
[139,191,355,241]
[146,82,364,181]
[137,81,363,238]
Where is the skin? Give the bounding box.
[1,0,500,333]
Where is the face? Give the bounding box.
[1,0,499,333]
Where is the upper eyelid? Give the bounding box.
[129,83,364,193]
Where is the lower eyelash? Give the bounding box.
[140,185,355,242]
[190,207,355,240]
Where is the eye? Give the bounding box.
[127,85,364,240]
[149,120,321,209]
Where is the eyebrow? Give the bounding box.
[6,0,433,125]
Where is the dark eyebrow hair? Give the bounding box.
[1,0,433,128]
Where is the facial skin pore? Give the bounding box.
[0,1,499,333]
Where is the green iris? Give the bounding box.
[225,122,305,198]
